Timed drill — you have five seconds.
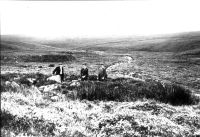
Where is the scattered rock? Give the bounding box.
[27,78,37,84]
[51,96,59,102]
[13,77,20,81]
[47,75,61,83]
[70,80,81,87]
[39,84,59,93]
[5,81,11,86]
[38,86,45,91]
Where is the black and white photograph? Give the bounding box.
[1,0,200,136]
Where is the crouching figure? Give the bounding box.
[98,65,107,81]
[80,64,88,81]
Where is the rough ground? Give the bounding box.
[1,52,200,137]
[1,90,200,137]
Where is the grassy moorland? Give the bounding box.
[1,73,200,136]
[1,32,200,136]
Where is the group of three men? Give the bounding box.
[52,64,107,83]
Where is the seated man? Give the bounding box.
[52,63,64,83]
[80,64,89,81]
[98,65,107,81]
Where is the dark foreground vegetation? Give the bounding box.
[1,73,199,106]
[75,79,199,106]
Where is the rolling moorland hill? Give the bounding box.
[1,41,64,51]
[1,36,63,52]
[1,31,200,55]
[72,31,200,53]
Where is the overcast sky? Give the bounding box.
[1,0,200,39]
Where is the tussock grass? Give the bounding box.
[75,78,199,106]
[1,73,199,105]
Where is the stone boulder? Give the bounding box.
[51,96,59,102]
[27,78,37,85]
[5,81,11,86]
[70,80,81,87]
[47,75,61,83]
[39,84,60,93]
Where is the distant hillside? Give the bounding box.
[1,31,200,53]
[1,41,65,52]
[73,31,200,53]
[1,36,64,52]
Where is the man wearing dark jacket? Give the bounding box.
[80,64,88,81]
[52,64,64,82]
[98,65,107,81]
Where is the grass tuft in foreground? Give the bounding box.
[75,78,199,106]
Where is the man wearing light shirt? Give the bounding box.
[52,63,64,83]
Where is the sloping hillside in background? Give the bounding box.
[1,31,200,53]
[73,31,200,53]
[40,31,200,53]
[1,41,64,52]
[1,35,64,52]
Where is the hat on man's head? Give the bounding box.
[82,63,88,69]
[82,63,88,67]
[59,63,63,66]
